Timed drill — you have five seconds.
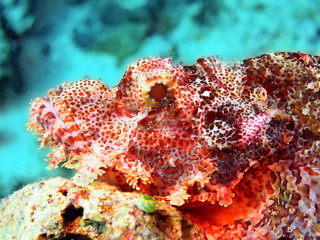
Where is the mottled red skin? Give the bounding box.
[29,52,320,239]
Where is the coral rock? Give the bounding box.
[0,177,203,240]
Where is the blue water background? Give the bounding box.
[1,0,320,198]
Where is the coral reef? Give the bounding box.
[0,25,13,108]
[1,0,34,35]
[0,0,34,108]
[28,52,320,239]
[0,177,203,239]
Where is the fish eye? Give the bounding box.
[144,81,172,108]
[148,83,169,102]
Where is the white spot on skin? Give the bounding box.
[201,90,211,97]
[302,108,309,115]
[307,81,320,91]
[168,157,175,167]
[307,82,315,89]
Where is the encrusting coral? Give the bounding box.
[26,52,320,239]
[0,177,204,240]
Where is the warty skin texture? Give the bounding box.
[28,52,320,239]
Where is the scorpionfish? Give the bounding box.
[28,52,320,239]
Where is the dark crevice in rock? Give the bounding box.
[56,234,92,240]
[61,204,83,223]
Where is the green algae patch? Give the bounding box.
[136,195,156,214]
